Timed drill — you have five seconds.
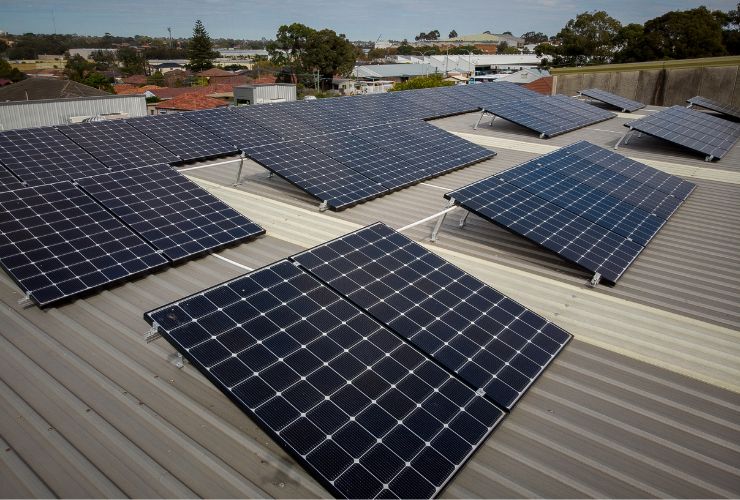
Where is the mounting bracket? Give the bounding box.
[459,211,470,228]
[589,272,601,288]
[431,199,456,242]
[318,201,328,212]
[474,110,486,130]
[145,322,162,343]
[17,293,33,307]
[614,128,633,150]
[233,153,245,186]
[169,352,186,369]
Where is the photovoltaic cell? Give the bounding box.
[446,175,645,283]
[77,164,265,261]
[292,223,572,409]
[0,181,167,306]
[687,96,740,120]
[58,120,180,169]
[0,127,108,185]
[485,94,615,137]
[145,260,504,499]
[128,114,239,162]
[624,105,740,160]
[242,140,388,210]
[0,164,24,192]
[181,107,283,149]
[579,88,645,113]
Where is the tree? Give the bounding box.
[448,45,482,55]
[521,31,548,44]
[82,72,113,92]
[503,31,513,36]
[556,10,622,65]
[90,49,116,71]
[720,2,740,54]
[302,29,356,89]
[448,29,458,39]
[63,54,93,81]
[390,73,453,91]
[117,47,146,76]
[497,42,520,54]
[0,58,26,82]
[267,22,314,67]
[147,70,165,86]
[415,30,440,41]
[612,23,647,63]
[188,19,216,72]
[640,6,727,60]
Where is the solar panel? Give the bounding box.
[447,175,645,284]
[77,164,265,261]
[292,223,572,409]
[181,107,283,149]
[623,106,740,161]
[579,88,645,113]
[58,120,180,169]
[235,104,321,140]
[0,164,24,192]
[128,114,239,162]
[0,127,108,185]
[242,140,388,210]
[145,260,504,499]
[687,96,740,120]
[395,88,478,119]
[484,94,615,137]
[0,181,167,306]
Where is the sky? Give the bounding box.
[1,0,736,41]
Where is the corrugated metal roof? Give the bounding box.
[1,105,739,498]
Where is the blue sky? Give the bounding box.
[1,0,736,41]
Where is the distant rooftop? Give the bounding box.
[0,78,109,101]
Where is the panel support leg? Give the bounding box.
[614,128,633,150]
[233,154,245,186]
[474,110,486,130]
[431,199,455,242]
[459,211,470,228]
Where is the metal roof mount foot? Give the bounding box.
[268,171,274,179]
[169,352,186,369]
[318,201,328,212]
[459,211,470,228]
[17,293,33,307]
[705,155,714,162]
[539,132,546,139]
[588,272,601,288]
[145,323,162,343]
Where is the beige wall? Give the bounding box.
[554,65,740,107]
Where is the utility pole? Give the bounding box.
[167,27,172,49]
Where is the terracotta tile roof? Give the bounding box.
[523,76,553,95]
[150,84,237,99]
[197,68,233,77]
[114,85,163,95]
[154,92,229,111]
[122,74,148,85]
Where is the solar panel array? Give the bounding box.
[182,107,282,149]
[579,88,645,113]
[77,164,265,261]
[292,223,572,410]
[687,96,740,120]
[446,141,695,283]
[57,120,180,169]
[128,114,239,162]
[0,181,168,306]
[0,164,24,192]
[624,105,740,160]
[0,127,108,185]
[146,259,506,499]
[482,94,616,137]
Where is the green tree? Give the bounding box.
[147,70,165,86]
[720,2,740,54]
[448,29,458,39]
[63,54,93,81]
[390,73,453,91]
[556,10,622,65]
[521,31,548,44]
[613,23,647,63]
[188,19,216,72]
[267,22,314,67]
[497,42,521,54]
[641,6,726,60]
[117,47,146,76]
[0,58,26,82]
[82,72,113,92]
[90,49,116,71]
[448,45,482,55]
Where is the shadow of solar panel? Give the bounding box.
[687,96,740,120]
[145,260,504,499]
[485,94,615,137]
[624,106,740,160]
[0,127,108,185]
[292,223,572,409]
[77,164,264,261]
[242,140,388,210]
[0,164,24,192]
[0,181,167,306]
[181,107,282,148]
[57,120,180,169]
[128,114,238,162]
[579,88,645,113]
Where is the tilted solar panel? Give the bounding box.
[57,120,180,169]
[181,107,282,149]
[0,127,108,185]
[0,164,24,192]
[128,114,239,162]
[579,88,645,113]
[623,105,740,160]
[235,104,319,140]
[292,223,572,409]
[0,181,167,306]
[484,94,615,137]
[687,96,740,120]
[145,260,504,499]
[242,140,388,210]
[77,164,265,261]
